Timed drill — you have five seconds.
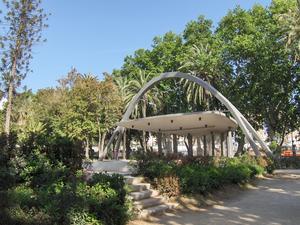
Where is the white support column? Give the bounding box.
[165,134,172,154]
[220,133,224,157]
[203,135,207,156]
[227,131,233,157]
[211,132,215,157]
[122,129,126,159]
[108,72,270,158]
[157,132,162,155]
[207,135,212,156]
[173,134,178,154]
[196,136,202,156]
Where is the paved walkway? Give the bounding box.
[89,160,135,174]
[129,170,300,225]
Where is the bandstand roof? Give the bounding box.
[117,111,238,136]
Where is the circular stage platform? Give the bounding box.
[117,111,237,136]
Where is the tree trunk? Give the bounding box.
[220,133,224,157]
[142,98,147,151]
[203,135,207,156]
[235,136,245,156]
[196,136,202,156]
[211,132,215,157]
[187,133,193,157]
[4,61,17,135]
[173,134,178,154]
[85,138,89,159]
[123,129,126,159]
[226,133,229,157]
[98,132,102,159]
[165,134,172,154]
[142,131,147,152]
[114,131,123,159]
[101,132,106,153]
[125,129,131,158]
[138,135,144,151]
[279,127,287,147]
[157,133,162,155]
[98,132,106,159]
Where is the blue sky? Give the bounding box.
[21,0,271,92]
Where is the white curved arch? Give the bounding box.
[106,72,272,158]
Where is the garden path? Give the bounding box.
[129,170,300,225]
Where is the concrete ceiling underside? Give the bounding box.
[117,111,238,136]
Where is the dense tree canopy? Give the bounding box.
[113,0,299,148]
[0,0,298,158]
[0,0,48,134]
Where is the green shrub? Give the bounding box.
[177,165,210,194]
[278,157,300,169]
[2,167,130,225]
[67,209,102,225]
[19,149,70,188]
[87,173,131,225]
[134,159,175,180]
[20,134,84,172]
[0,167,16,191]
[0,133,18,191]
[1,206,52,225]
[7,185,36,208]
[0,132,131,225]
[206,167,223,189]
[88,173,126,202]
[135,153,266,196]
[222,165,252,184]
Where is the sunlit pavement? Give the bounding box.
[129,170,300,225]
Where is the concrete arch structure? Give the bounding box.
[106,72,272,158]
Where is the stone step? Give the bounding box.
[129,189,159,201]
[138,203,178,219]
[134,197,165,210]
[104,171,132,176]
[124,176,145,185]
[129,183,151,192]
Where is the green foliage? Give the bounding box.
[134,153,266,196]
[0,133,130,225]
[67,209,103,225]
[144,160,175,179]
[88,173,127,203]
[133,155,176,180]
[3,206,52,225]
[217,0,299,142]
[0,0,299,223]
[278,157,300,169]
[8,69,122,160]
[0,0,49,134]
[1,171,130,225]
[114,0,299,146]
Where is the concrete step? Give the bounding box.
[104,171,132,176]
[138,203,178,218]
[134,197,165,210]
[124,176,144,185]
[129,183,151,192]
[129,189,159,201]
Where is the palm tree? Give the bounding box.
[114,76,131,109]
[279,0,300,61]
[126,70,161,151]
[179,43,221,108]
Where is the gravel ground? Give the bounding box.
[129,170,300,225]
